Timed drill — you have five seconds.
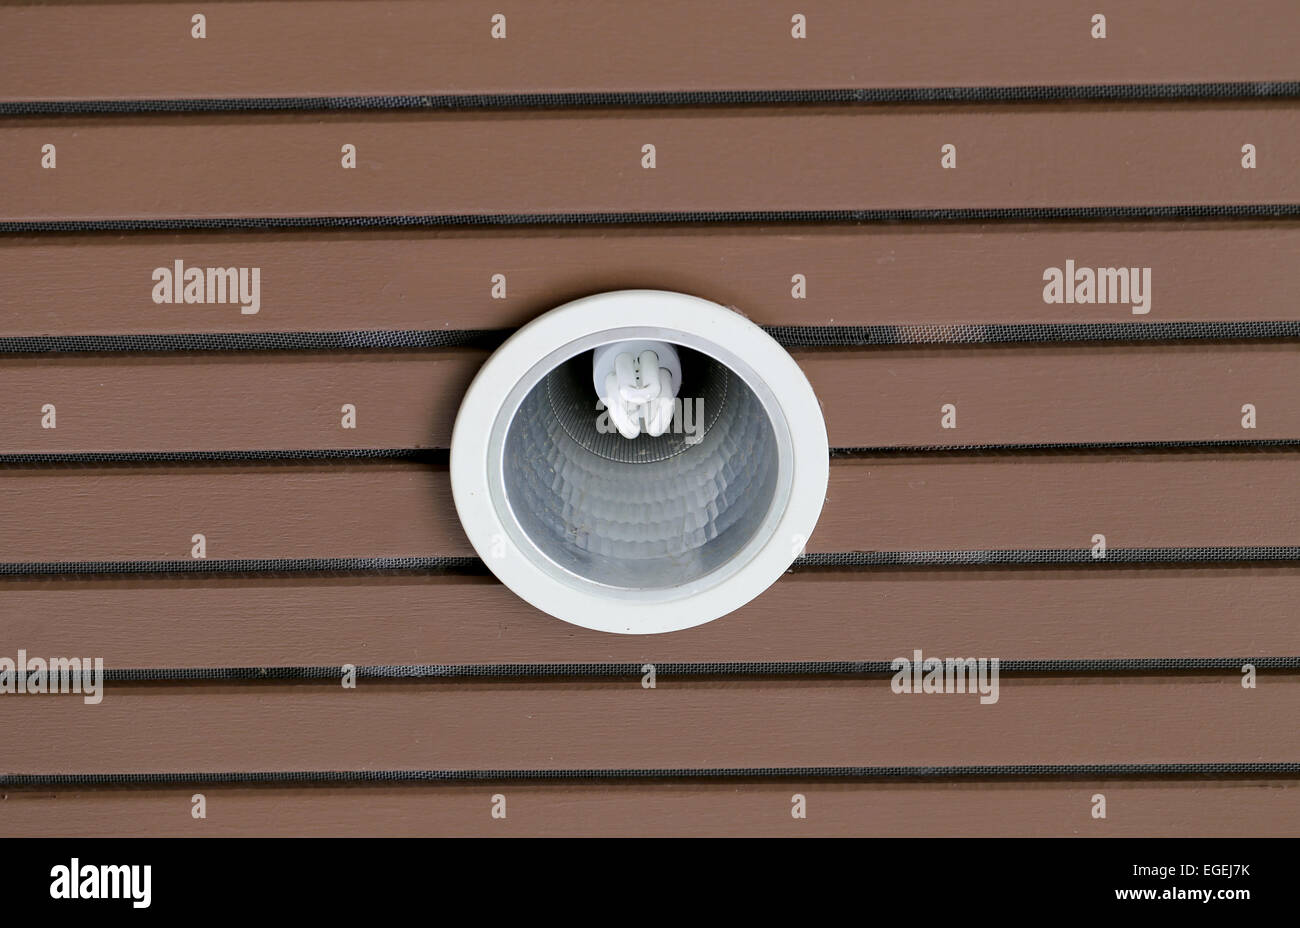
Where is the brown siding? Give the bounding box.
[2,223,1297,336]
[3,104,1298,221]
[2,344,1295,452]
[5,676,1297,773]
[3,0,1297,838]
[6,781,1297,838]
[3,454,1296,563]
[4,1,1298,102]
[5,569,1298,670]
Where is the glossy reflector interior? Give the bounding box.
[501,346,780,590]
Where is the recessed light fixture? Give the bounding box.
[450,290,829,634]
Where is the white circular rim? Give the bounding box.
[449,290,829,635]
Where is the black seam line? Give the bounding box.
[833,439,1300,456]
[90,658,1300,684]
[0,439,1296,467]
[4,205,1300,234]
[2,321,1298,356]
[0,449,452,466]
[0,548,1297,579]
[768,321,1300,346]
[0,329,507,354]
[797,548,1300,568]
[4,82,1300,116]
[5,764,1300,789]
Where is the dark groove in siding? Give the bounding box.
[832,440,1300,456]
[4,82,1300,116]
[798,548,1300,567]
[0,556,489,578]
[2,439,1298,467]
[0,329,508,354]
[0,449,454,466]
[4,205,1300,234]
[1,321,1298,356]
[1,547,1297,580]
[6,763,1300,789]
[80,657,1300,685]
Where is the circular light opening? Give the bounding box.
[503,343,783,591]
[451,291,828,635]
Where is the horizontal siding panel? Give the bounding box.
[3,1,1297,103]
[5,781,1298,837]
[1,344,1297,452]
[0,454,1295,563]
[4,104,1298,221]
[7,569,1299,669]
[2,223,1298,336]
[0,350,484,454]
[0,461,472,562]
[4,675,1296,772]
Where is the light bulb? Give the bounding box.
[592,340,682,439]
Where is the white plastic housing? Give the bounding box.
[449,290,829,635]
